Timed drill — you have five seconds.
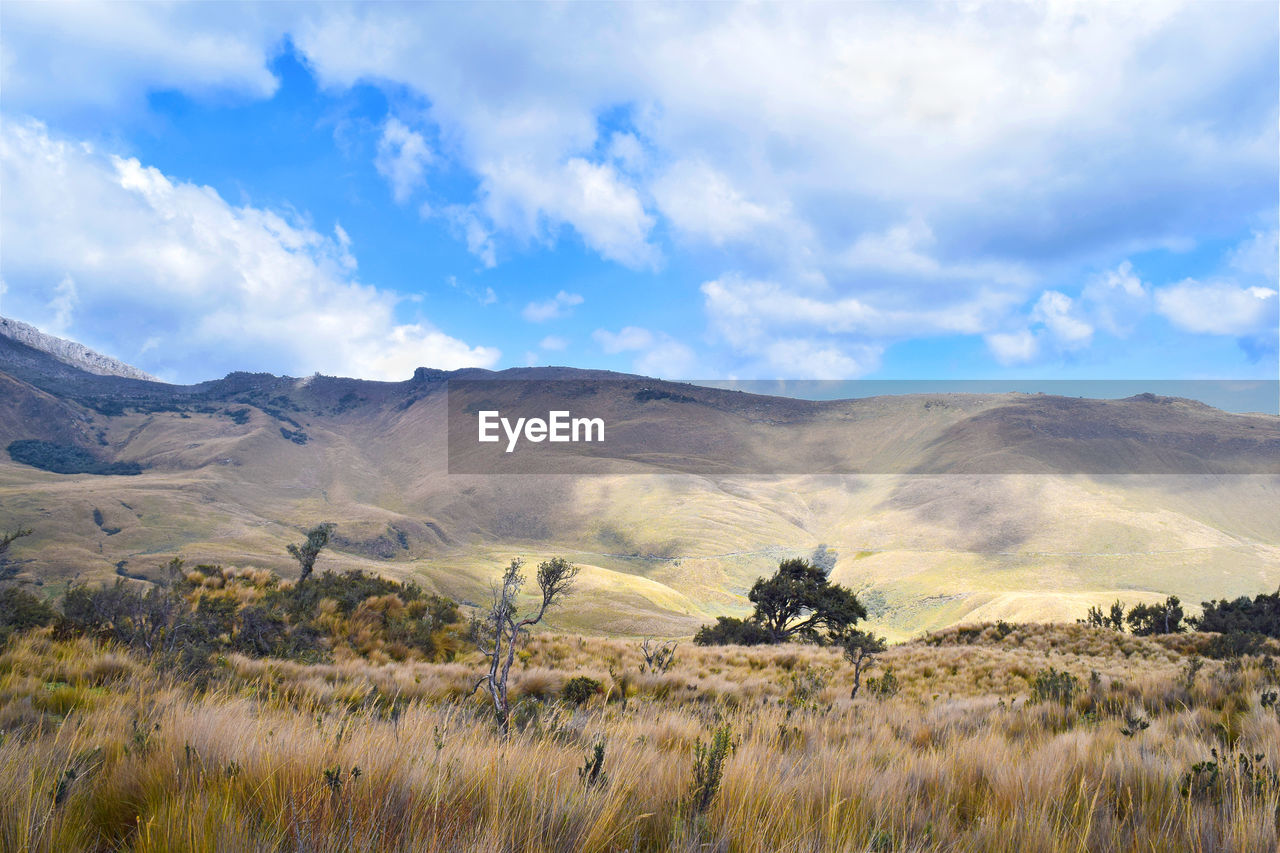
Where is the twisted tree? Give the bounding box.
[471,557,578,735]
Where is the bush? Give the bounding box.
[1030,667,1079,705]
[7,439,143,475]
[0,587,59,643]
[690,724,734,814]
[693,616,773,646]
[562,675,603,705]
[1204,631,1267,659]
[865,666,900,699]
[1197,590,1280,638]
[1126,596,1184,636]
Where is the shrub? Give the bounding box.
[562,675,603,705]
[865,666,900,699]
[1126,596,1184,636]
[689,724,734,814]
[693,616,772,646]
[1030,667,1079,705]
[1197,590,1280,638]
[0,587,59,643]
[1204,631,1266,659]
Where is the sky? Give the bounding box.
[0,1,1276,386]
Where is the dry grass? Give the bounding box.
[1,624,1278,852]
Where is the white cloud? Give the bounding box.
[1,3,1274,374]
[1155,280,1278,336]
[375,117,432,203]
[762,339,880,379]
[606,132,645,173]
[1031,290,1092,349]
[0,2,284,116]
[592,326,695,378]
[0,120,498,381]
[522,290,583,323]
[652,161,778,246]
[482,158,657,269]
[539,335,568,351]
[1227,229,1279,281]
[985,330,1039,366]
[1081,261,1148,336]
[593,326,653,353]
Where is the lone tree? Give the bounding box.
[841,631,887,699]
[471,557,578,735]
[749,558,867,644]
[287,522,335,584]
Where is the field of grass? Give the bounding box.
[2,623,1278,852]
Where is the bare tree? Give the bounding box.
[639,638,678,674]
[0,528,32,582]
[287,522,335,584]
[471,557,578,735]
[842,631,887,699]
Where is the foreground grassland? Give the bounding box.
[2,625,1278,852]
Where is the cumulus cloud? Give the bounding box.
[1,3,1275,375]
[985,330,1039,366]
[1081,261,1148,336]
[375,117,432,203]
[592,326,695,378]
[1155,281,1277,336]
[0,2,284,117]
[522,290,583,323]
[0,120,498,381]
[652,161,778,246]
[483,158,657,269]
[1031,291,1092,350]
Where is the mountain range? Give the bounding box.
[1,318,1277,638]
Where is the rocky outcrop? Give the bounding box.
[0,317,158,381]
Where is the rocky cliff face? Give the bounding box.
[0,317,158,381]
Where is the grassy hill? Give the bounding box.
[1,337,1277,639]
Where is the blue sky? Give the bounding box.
[0,2,1276,385]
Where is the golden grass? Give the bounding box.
[1,624,1278,852]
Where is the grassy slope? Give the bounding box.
[1,625,1278,852]
[1,379,1277,638]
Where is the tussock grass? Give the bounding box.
[1,623,1277,851]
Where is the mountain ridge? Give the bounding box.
[0,316,159,382]
[1,323,1277,638]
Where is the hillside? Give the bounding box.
[0,330,1277,639]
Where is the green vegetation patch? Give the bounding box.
[6,439,143,475]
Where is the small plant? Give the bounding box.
[578,737,608,788]
[689,724,734,814]
[639,638,678,674]
[865,666,900,699]
[323,766,343,794]
[1180,749,1278,802]
[1119,709,1150,737]
[562,675,603,706]
[1182,656,1204,690]
[783,667,829,711]
[51,767,77,807]
[1029,667,1078,706]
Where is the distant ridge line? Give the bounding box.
[0,316,159,382]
